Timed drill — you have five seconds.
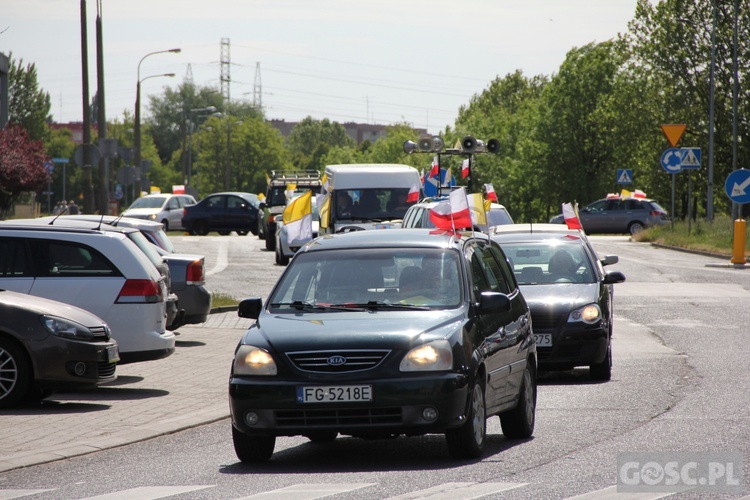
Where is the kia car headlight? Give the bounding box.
[400,340,453,372]
[568,304,601,324]
[42,316,95,340]
[234,345,277,375]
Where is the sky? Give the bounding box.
[3,0,641,135]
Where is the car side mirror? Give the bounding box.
[259,202,266,210]
[600,255,619,266]
[603,271,626,284]
[238,297,263,319]
[477,291,512,314]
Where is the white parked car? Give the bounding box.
[0,223,175,364]
[122,193,197,231]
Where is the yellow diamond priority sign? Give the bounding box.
[661,124,687,147]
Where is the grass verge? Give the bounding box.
[632,215,750,257]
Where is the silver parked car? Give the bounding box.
[123,193,197,231]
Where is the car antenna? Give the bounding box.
[48,205,70,225]
[109,212,125,226]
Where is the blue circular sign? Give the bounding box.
[725,169,750,204]
[660,148,683,173]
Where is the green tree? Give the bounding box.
[536,41,624,215]
[285,117,355,171]
[7,54,51,142]
[193,115,289,197]
[626,0,750,218]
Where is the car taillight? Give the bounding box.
[186,259,205,285]
[651,210,667,216]
[116,279,163,304]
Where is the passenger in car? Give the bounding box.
[548,249,577,282]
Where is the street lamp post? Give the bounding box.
[134,48,180,198]
[707,0,716,222]
[187,106,217,190]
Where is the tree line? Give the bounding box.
[1,0,748,222]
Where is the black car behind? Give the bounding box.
[492,224,626,380]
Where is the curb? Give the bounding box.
[209,305,239,314]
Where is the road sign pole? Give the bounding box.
[671,174,675,232]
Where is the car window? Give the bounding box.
[501,241,595,284]
[269,248,461,309]
[126,231,165,269]
[206,196,224,209]
[129,196,166,209]
[227,196,246,210]
[467,244,511,295]
[0,238,31,277]
[166,198,179,210]
[30,240,119,277]
[488,208,513,226]
[622,199,644,210]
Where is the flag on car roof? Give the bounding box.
[429,156,440,179]
[467,193,487,226]
[283,191,313,246]
[429,187,473,232]
[406,184,420,203]
[562,202,583,230]
[461,158,470,179]
[316,193,330,229]
[634,189,646,199]
[442,165,453,187]
[485,183,498,202]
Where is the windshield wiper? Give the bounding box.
[362,300,431,311]
[270,300,366,311]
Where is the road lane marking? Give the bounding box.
[386,482,527,499]
[236,483,376,499]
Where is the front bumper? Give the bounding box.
[32,336,118,390]
[229,373,470,438]
[535,322,609,370]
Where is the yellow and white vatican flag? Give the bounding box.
[316,193,331,229]
[283,191,313,246]
[467,193,487,226]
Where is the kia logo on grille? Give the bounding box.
[327,355,346,366]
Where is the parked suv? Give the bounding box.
[52,215,211,328]
[0,224,175,364]
[229,228,536,462]
[123,193,197,231]
[549,197,669,235]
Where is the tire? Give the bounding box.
[590,341,612,381]
[445,378,486,459]
[237,231,249,236]
[305,431,337,443]
[232,425,275,463]
[275,242,289,266]
[265,233,276,251]
[0,338,32,409]
[257,218,265,240]
[218,231,230,236]
[193,220,210,236]
[628,221,645,235]
[499,365,536,439]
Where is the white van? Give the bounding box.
[320,164,422,234]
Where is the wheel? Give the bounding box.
[265,233,276,251]
[193,220,210,236]
[628,221,645,235]
[257,218,266,240]
[590,341,612,381]
[0,338,32,409]
[499,365,536,439]
[237,230,249,236]
[305,431,337,443]
[160,220,169,231]
[218,231,230,236]
[232,425,275,462]
[445,378,486,459]
[275,242,289,266]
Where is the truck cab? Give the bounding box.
[320,163,423,235]
[258,170,322,250]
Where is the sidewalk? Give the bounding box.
[0,311,253,473]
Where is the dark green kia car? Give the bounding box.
[228,228,537,462]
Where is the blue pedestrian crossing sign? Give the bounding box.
[680,147,701,170]
[616,169,633,185]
